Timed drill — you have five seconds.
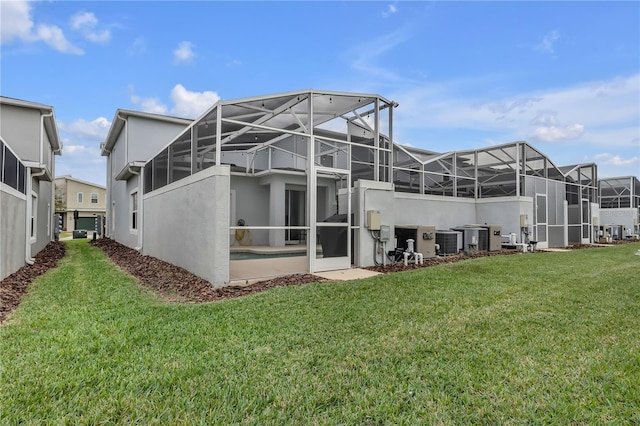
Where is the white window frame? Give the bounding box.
[130,190,138,233]
[90,193,98,204]
[77,192,84,204]
[31,191,38,242]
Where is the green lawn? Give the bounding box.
[1,240,639,424]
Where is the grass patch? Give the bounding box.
[1,240,639,424]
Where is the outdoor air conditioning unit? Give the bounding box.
[480,225,502,251]
[436,230,462,255]
[451,226,486,254]
[395,225,437,258]
[417,225,437,259]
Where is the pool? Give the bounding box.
[230,250,308,260]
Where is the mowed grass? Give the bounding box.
[1,241,639,425]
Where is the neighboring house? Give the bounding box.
[54,175,106,232]
[0,96,61,280]
[100,110,193,250]
[598,176,640,238]
[102,89,605,288]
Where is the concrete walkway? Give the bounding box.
[313,268,382,281]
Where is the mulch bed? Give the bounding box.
[0,241,65,323]
[363,249,521,273]
[90,238,326,304]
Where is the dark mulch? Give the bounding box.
[0,241,66,323]
[364,249,521,273]
[90,238,326,303]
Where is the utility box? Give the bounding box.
[417,225,436,258]
[480,225,502,251]
[367,210,381,230]
[395,225,437,258]
[72,230,87,239]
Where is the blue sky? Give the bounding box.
[1,0,638,187]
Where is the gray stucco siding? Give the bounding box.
[1,188,27,280]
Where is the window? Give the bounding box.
[91,193,98,204]
[131,191,138,230]
[47,203,51,237]
[77,192,83,203]
[31,192,37,240]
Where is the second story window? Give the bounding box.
[91,193,98,204]
[77,192,83,203]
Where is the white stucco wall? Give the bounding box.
[30,179,54,256]
[143,166,230,287]
[0,187,27,280]
[600,208,638,233]
[476,197,534,245]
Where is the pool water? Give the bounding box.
[230,251,308,260]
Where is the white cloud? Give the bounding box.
[59,117,111,141]
[350,28,409,81]
[531,123,584,142]
[388,73,639,143]
[382,4,397,17]
[169,84,219,118]
[173,41,195,64]
[130,94,169,115]
[129,84,218,118]
[594,153,639,167]
[35,23,84,55]
[128,38,146,56]
[69,11,110,43]
[69,12,97,30]
[0,0,33,43]
[536,30,560,53]
[0,0,83,54]
[226,59,242,67]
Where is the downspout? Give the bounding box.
[25,168,47,265]
[27,110,54,264]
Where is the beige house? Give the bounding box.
[55,175,106,232]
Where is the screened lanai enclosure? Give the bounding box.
[140,89,600,285]
[392,142,598,247]
[598,176,640,237]
[143,90,396,282]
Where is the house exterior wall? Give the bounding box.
[0,187,27,280]
[143,166,230,287]
[127,116,187,162]
[104,113,189,249]
[600,208,638,234]
[108,176,140,249]
[0,104,41,162]
[476,197,536,245]
[1,98,60,279]
[31,178,54,256]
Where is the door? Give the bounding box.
[285,189,306,244]
[313,167,351,272]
